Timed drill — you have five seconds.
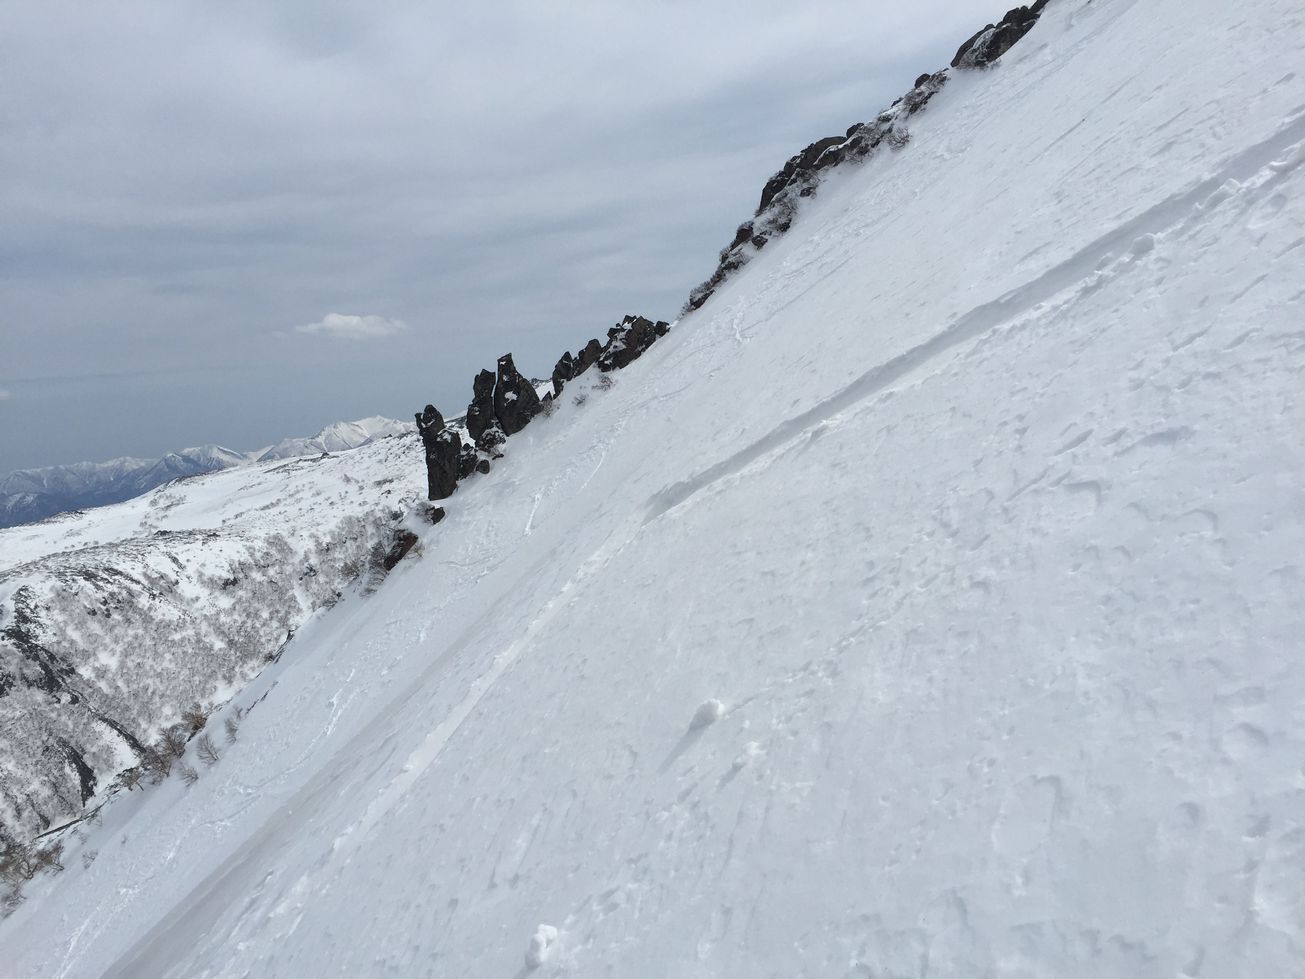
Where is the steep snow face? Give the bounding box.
[0,433,425,841]
[7,0,1305,975]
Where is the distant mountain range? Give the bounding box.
[0,416,410,529]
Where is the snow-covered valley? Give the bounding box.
[4,0,1305,974]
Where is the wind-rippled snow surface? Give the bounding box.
[6,0,1305,974]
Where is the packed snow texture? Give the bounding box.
[5,0,1305,975]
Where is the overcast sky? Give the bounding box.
[1,0,1001,472]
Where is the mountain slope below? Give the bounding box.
[0,432,425,842]
[5,0,1305,975]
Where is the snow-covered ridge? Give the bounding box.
[0,432,426,842]
[0,417,411,530]
[253,416,410,463]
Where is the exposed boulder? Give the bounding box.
[456,443,482,480]
[493,354,542,436]
[414,404,463,501]
[575,338,604,374]
[756,134,849,216]
[381,529,419,571]
[597,315,671,372]
[952,2,1049,68]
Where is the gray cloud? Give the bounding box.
[0,0,1006,472]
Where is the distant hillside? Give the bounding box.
[0,418,412,529]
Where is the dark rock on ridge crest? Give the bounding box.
[597,315,670,373]
[417,312,673,506]
[493,354,542,436]
[685,1,1051,313]
[414,405,464,502]
[951,2,1050,68]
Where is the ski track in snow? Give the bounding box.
[5,0,1305,976]
[648,106,1305,524]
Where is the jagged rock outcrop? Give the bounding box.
[465,369,505,453]
[551,352,576,396]
[576,338,604,374]
[597,315,671,372]
[493,354,542,436]
[951,2,1049,68]
[685,2,1050,313]
[414,405,464,501]
[427,312,673,507]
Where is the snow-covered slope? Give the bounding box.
[6,0,1305,974]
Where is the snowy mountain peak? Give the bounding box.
[254,416,411,462]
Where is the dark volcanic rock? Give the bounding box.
[493,354,541,436]
[456,444,481,480]
[414,404,463,501]
[598,315,670,372]
[552,351,576,396]
[465,369,504,453]
[952,3,1048,68]
[576,338,604,374]
[756,134,848,215]
[381,529,419,571]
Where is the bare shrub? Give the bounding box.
[180,703,209,735]
[573,393,588,407]
[118,767,143,791]
[161,726,189,758]
[81,849,97,870]
[178,763,199,786]
[224,714,240,745]
[539,397,558,417]
[596,373,615,390]
[0,841,62,884]
[0,844,35,884]
[197,733,220,766]
[33,842,62,874]
[140,747,173,783]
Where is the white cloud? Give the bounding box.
[294,313,408,341]
[0,389,12,401]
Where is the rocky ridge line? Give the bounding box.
[416,315,669,509]
[685,1,1051,313]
